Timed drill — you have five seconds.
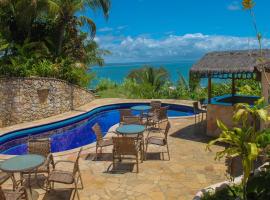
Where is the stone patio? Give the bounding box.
[1,116,227,200]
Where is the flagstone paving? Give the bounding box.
[1,117,227,200]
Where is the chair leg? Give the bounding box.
[166,144,170,161]
[136,154,139,173]
[112,153,116,170]
[72,180,80,200]
[145,142,149,160]
[95,146,98,160]
[78,171,84,189]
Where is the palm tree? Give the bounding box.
[128,66,169,92]
[50,0,111,55]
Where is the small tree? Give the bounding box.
[207,98,270,200]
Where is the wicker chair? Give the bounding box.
[47,148,83,200]
[21,138,54,185]
[121,116,144,158]
[193,102,207,124]
[119,109,132,124]
[145,121,171,160]
[112,137,142,173]
[92,123,113,159]
[148,106,169,128]
[0,186,28,200]
[0,171,10,186]
[122,116,142,125]
[148,101,162,116]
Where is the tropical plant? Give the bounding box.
[207,97,270,200]
[127,66,170,98]
[0,0,111,87]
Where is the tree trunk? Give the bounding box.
[56,21,66,56]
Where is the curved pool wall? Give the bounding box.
[0,103,194,155]
[210,94,260,106]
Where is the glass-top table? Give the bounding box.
[131,105,152,112]
[0,154,45,173]
[116,124,145,135]
[0,154,45,197]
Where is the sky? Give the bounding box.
[85,0,270,64]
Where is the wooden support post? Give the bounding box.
[232,74,236,97]
[232,74,236,105]
[208,77,212,104]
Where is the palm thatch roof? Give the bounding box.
[190,49,270,79]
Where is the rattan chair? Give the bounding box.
[0,171,10,186]
[119,109,132,124]
[193,102,207,124]
[21,138,54,185]
[92,123,113,159]
[112,137,142,173]
[47,148,83,200]
[0,186,28,200]
[122,116,142,125]
[121,116,144,158]
[145,121,171,160]
[148,101,162,116]
[148,106,169,128]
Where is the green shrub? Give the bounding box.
[96,79,118,91]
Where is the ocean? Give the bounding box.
[89,60,196,88]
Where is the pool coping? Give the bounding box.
[0,98,195,158]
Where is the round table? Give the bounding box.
[131,105,152,112]
[0,154,45,197]
[116,124,145,135]
[131,105,152,118]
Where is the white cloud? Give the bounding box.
[98,27,113,32]
[227,1,241,11]
[96,33,270,63]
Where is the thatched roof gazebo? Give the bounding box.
[190,49,270,103]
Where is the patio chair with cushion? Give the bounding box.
[0,186,28,200]
[21,138,54,185]
[119,109,132,124]
[145,121,171,160]
[47,148,83,200]
[112,137,142,173]
[92,123,113,159]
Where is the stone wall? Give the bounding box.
[0,77,95,127]
[206,104,234,137]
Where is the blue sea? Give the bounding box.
[89,60,196,88]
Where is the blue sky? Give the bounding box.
[85,0,270,63]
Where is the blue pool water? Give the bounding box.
[0,103,194,155]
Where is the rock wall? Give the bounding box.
[206,104,234,137]
[0,77,95,127]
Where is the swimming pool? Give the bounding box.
[0,103,194,155]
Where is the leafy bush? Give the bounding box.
[96,79,118,91]
[201,185,243,200]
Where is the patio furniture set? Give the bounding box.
[0,138,83,200]
[92,101,171,173]
[0,101,170,199]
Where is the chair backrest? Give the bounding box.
[193,102,200,113]
[28,138,51,157]
[73,147,83,175]
[0,187,5,200]
[163,121,171,142]
[157,106,169,121]
[119,109,132,123]
[112,137,137,155]
[122,116,141,125]
[150,101,162,111]
[92,123,103,145]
